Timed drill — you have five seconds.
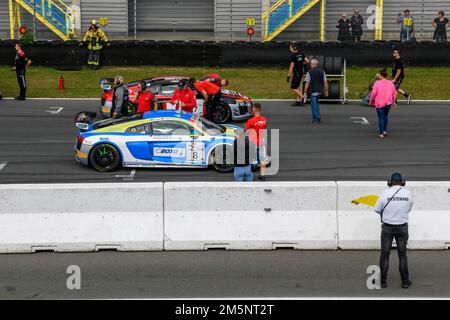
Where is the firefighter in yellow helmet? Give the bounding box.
[79,19,109,69]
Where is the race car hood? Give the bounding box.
[221,89,251,102]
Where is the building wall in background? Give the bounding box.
[215,0,263,40]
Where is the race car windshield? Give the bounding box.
[195,117,226,135]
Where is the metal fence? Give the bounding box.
[1,0,449,42]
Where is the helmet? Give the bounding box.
[387,173,406,187]
[91,19,98,26]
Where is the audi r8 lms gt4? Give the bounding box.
[75,111,244,173]
[99,76,253,124]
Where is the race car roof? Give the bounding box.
[142,110,192,120]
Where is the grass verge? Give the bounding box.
[0,66,449,100]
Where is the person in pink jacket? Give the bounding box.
[370,69,397,138]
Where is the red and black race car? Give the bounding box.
[99,76,253,124]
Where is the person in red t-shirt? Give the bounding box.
[245,102,268,181]
[193,79,221,121]
[170,79,197,113]
[132,81,158,113]
[202,73,229,88]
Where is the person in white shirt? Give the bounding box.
[374,172,413,289]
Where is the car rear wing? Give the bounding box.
[100,78,114,91]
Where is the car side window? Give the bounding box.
[150,121,194,136]
[126,123,149,134]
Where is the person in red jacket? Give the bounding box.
[170,79,197,113]
[202,73,229,88]
[132,81,158,113]
[246,103,269,181]
[193,78,221,121]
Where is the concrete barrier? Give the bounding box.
[337,182,450,250]
[0,183,164,253]
[163,182,338,250]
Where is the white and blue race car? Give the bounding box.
[75,111,242,173]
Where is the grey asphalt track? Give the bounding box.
[0,250,449,299]
[0,99,449,183]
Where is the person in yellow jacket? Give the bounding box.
[79,20,109,69]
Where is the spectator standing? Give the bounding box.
[112,75,129,118]
[336,13,352,42]
[303,59,328,124]
[374,172,413,289]
[170,79,197,113]
[351,9,364,42]
[392,49,411,104]
[432,11,450,42]
[245,103,268,181]
[397,10,415,42]
[369,69,397,139]
[14,42,31,101]
[132,81,158,113]
[80,20,109,69]
[287,42,309,106]
[233,130,254,182]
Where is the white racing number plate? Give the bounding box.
[153,147,186,158]
[187,142,204,162]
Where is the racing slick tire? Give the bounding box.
[333,57,343,75]
[210,145,234,173]
[89,143,122,172]
[213,102,231,124]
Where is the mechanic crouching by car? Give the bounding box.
[112,75,129,118]
[193,78,221,122]
[79,20,109,69]
[170,79,197,113]
[132,81,158,113]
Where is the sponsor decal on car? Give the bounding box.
[154,147,186,158]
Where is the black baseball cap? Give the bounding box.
[178,79,188,88]
[390,172,404,183]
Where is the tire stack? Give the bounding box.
[309,56,345,102]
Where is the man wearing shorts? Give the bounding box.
[246,103,269,181]
[392,49,411,104]
[287,42,309,106]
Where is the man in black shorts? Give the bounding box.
[392,49,411,104]
[287,42,309,106]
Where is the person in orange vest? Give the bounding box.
[193,78,221,121]
[132,81,158,113]
[170,79,197,113]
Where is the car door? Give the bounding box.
[149,120,202,165]
[124,122,153,161]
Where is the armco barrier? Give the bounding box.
[0,183,164,253]
[337,181,450,250]
[163,182,338,250]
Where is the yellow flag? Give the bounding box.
[351,195,379,207]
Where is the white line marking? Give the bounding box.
[115,169,136,181]
[384,162,450,165]
[0,162,8,171]
[350,117,370,125]
[46,107,64,114]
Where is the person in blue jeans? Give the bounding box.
[303,59,329,124]
[233,131,255,182]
